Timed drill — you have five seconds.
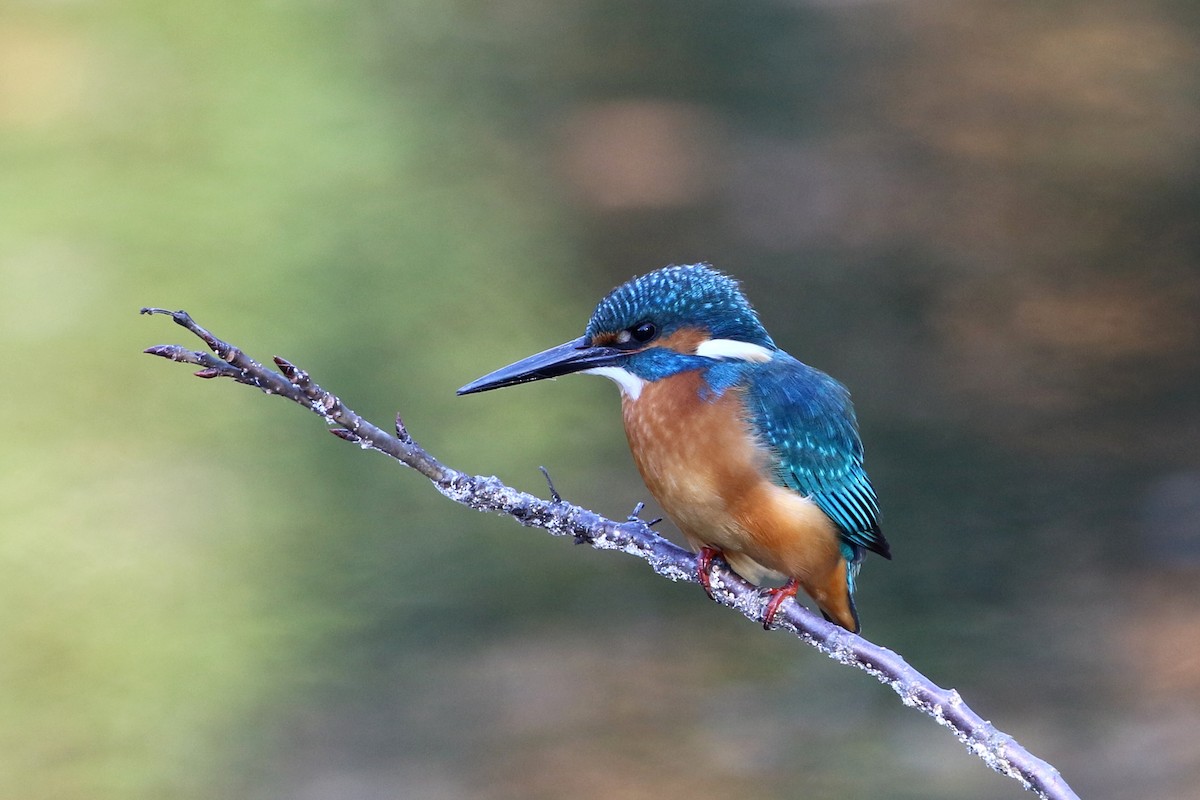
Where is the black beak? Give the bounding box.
[457,336,626,395]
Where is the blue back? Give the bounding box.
[724,355,890,561]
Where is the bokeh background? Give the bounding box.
[3,1,1198,798]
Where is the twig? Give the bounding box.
[139,307,1080,800]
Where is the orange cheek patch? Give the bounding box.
[656,326,709,354]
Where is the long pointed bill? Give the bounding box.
[456,336,626,395]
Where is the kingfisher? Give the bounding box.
[457,264,890,632]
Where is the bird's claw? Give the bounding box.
[696,547,721,600]
[759,580,800,630]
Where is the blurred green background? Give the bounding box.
[3,1,1198,798]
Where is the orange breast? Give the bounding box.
[619,371,843,587]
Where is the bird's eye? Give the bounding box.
[630,321,657,343]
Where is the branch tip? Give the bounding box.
[140,307,195,328]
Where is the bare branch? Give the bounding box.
[140,307,1080,800]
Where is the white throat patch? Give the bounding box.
[582,366,646,400]
[694,338,774,363]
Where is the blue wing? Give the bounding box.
[739,354,891,560]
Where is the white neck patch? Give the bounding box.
[582,366,646,401]
[694,338,774,363]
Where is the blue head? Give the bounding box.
[457,264,778,395]
[585,264,774,351]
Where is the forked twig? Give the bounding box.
[140,307,1080,800]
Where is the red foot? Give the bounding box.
[696,547,721,599]
[761,579,800,630]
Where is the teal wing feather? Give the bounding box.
[740,354,891,560]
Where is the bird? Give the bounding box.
[457,264,890,632]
